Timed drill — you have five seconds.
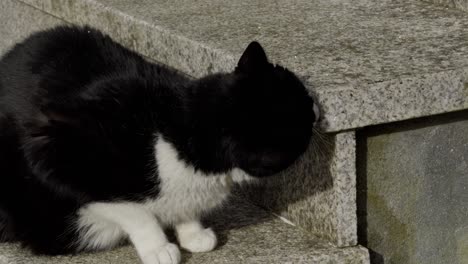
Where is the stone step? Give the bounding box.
[12,0,468,132]
[0,0,361,250]
[3,0,467,263]
[0,197,370,264]
[424,0,468,12]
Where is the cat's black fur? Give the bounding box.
[0,26,316,255]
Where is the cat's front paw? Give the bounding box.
[179,228,217,253]
[140,243,181,264]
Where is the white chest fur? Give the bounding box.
[144,137,232,226]
[76,136,255,253]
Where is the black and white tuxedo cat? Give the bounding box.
[0,26,319,264]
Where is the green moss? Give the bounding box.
[366,134,421,264]
[367,193,414,264]
[456,229,468,262]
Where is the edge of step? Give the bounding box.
[14,0,468,132]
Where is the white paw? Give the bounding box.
[180,228,217,253]
[139,243,181,264]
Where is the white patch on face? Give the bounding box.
[144,136,232,225]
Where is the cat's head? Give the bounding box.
[225,42,319,177]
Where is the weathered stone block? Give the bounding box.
[359,111,468,264]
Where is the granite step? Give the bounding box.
[0,197,369,264]
[13,0,468,132]
[0,0,362,253]
[2,0,468,263]
[424,0,468,12]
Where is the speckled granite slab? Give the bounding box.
[239,132,358,247]
[0,197,369,264]
[424,0,468,12]
[16,0,468,132]
[0,0,63,55]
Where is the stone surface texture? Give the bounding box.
[0,197,370,264]
[17,0,468,132]
[240,132,358,247]
[425,0,468,12]
[0,0,63,55]
[359,111,468,264]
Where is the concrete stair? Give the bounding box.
[1,0,468,263]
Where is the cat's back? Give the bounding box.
[0,26,148,99]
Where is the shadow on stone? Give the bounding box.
[356,130,368,247]
[232,130,336,240]
[201,195,274,248]
[368,248,385,264]
[363,109,468,137]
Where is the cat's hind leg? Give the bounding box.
[175,220,217,253]
[77,202,180,264]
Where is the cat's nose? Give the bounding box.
[313,103,320,125]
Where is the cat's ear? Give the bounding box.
[236,41,269,74]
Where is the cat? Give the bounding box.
[0,25,319,264]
